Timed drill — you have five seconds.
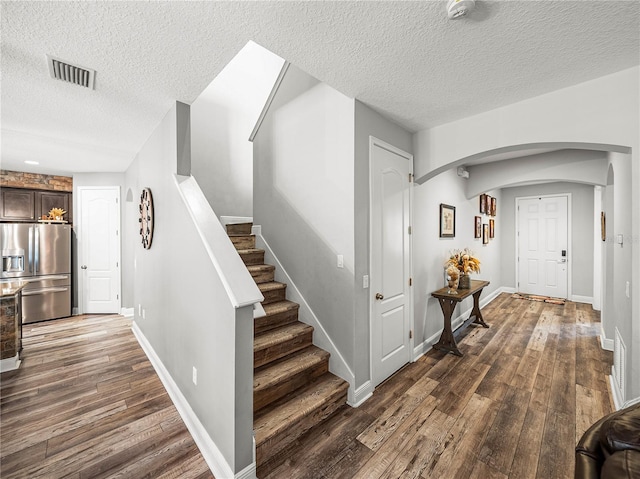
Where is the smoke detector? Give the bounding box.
[447,0,476,19]
[47,54,96,89]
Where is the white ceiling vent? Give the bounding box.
[47,55,95,89]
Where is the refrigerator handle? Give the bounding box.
[34,226,39,273]
[28,226,33,273]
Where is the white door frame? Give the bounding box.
[369,136,414,387]
[515,193,572,299]
[77,186,122,314]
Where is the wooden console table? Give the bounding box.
[431,279,490,356]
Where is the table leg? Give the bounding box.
[433,298,463,356]
[470,290,489,328]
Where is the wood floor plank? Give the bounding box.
[3,295,610,479]
[0,315,214,478]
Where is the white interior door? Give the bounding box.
[370,137,412,387]
[517,195,568,298]
[79,187,121,313]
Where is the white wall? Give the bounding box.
[191,41,284,218]
[413,66,640,402]
[500,182,595,299]
[466,149,608,199]
[253,64,356,377]
[354,100,414,392]
[413,168,502,355]
[125,103,254,474]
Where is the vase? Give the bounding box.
[447,277,459,294]
[459,274,471,289]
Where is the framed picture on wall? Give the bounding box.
[601,212,606,241]
[491,197,497,216]
[485,195,492,214]
[483,224,489,244]
[479,194,487,214]
[474,216,482,238]
[489,219,495,238]
[440,204,456,238]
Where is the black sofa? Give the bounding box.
[575,402,640,478]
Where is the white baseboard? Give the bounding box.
[600,326,614,351]
[120,307,134,318]
[571,295,593,304]
[348,381,373,407]
[132,321,253,479]
[412,285,508,361]
[0,353,21,373]
[610,368,625,410]
[220,216,253,226]
[622,396,640,409]
[256,232,356,397]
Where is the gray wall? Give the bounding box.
[500,182,595,298]
[354,100,413,389]
[125,103,253,473]
[253,65,356,373]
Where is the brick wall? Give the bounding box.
[1,170,72,192]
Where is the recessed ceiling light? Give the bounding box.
[24,160,39,165]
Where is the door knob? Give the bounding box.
[375,293,384,300]
[81,265,88,270]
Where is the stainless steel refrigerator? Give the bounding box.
[1,223,72,323]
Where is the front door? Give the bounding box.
[78,187,121,313]
[517,195,569,298]
[370,137,413,387]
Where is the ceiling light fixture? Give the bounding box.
[24,160,39,165]
[447,0,476,19]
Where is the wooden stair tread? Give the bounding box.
[254,374,348,445]
[254,346,329,392]
[247,264,275,273]
[258,281,286,292]
[237,248,264,255]
[225,223,252,235]
[262,300,298,316]
[254,322,313,353]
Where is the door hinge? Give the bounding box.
[116,261,119,268]
[409,277,413,286]
[408,226,412,235]
[409,330,413,339]
[117,294,119,300]
[409,173,414,183]
[116,230,119,236]
[116,197,119,204]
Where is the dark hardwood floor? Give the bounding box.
[261,293,614,479]
[0,314,214,479]
[1,294,613,479]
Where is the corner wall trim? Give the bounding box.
[571,295,593,304]
[348,381,374,407]
[120,307,134,318]
[0,354,21,373]
[600,326,614,351]
[132,321,248,479]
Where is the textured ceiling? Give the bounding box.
[1,1,639,175]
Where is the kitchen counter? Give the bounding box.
[1,280,27,298]
[1,282,24,372]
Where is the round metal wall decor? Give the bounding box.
[139,188,154,249]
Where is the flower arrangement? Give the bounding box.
[445,248,481,275]
[47,208,66,220]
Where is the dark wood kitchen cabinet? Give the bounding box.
[0,188,36,221]
[0,188,72,223]
[35,191,72,223]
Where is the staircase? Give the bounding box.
[226,223,348,476]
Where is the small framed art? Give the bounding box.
[474,216,482,238]
[479,194,487,214]
[440,204,456,238]
[483,224,489,244]
[491,197,497,216]
[489,219,495,238]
